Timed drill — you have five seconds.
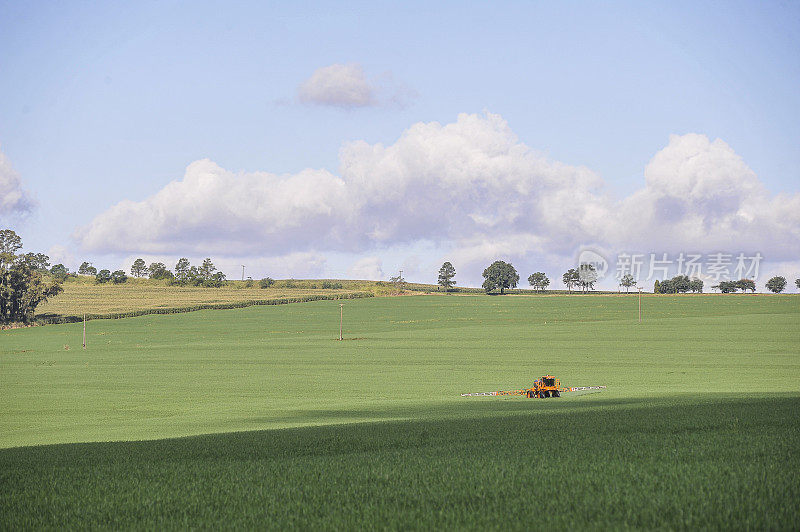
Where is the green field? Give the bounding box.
[2,294,799,528]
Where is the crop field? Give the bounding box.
[1,294,799,528]
[33,277,375,321]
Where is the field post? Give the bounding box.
[339,303,343,341]
[82,313,86,349]
[637,287,642,324]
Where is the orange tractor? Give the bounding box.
[461,375,605,398]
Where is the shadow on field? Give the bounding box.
[1,395,798,529]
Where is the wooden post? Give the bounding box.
[82,314,86,349]
[638,288,642,324]
[339,304,343,341]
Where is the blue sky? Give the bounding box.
[1,1,799,289]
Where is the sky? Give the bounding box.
[1,0,799,290]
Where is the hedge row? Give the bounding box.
[36,291,375,325]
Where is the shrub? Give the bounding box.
[111,270,128,284]
[322,281,343,289]
[259,277,275,289]
[95,270,112,284]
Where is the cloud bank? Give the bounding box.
[0,146,34,217]
[76,112,800,280]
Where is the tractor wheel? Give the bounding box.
[553,390,560,398]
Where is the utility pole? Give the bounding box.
[241,265,245,281]
[399,270,403,292]
[339,304,343,341]
[82,314,86,349]
[637,287,643,324]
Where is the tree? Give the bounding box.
[204,271,226,288]
[50,264,69,282]
[148,262,173,280]
[0,229,23,271]
[111,270,128,284]
[21,252,50,271]
[130,258,147,278]
[482,261,519,294]
[259,277,275,289]
[714,281,737,293]
[653,280,660,293]
[389,274,405,292]
[78,261,97,275]
[200,258,216,281]
[562,268,579,292]
[438,262,456,292]
[766,276,786,293]
[95,269,112,284]
[528,272,549,292]
[735,279,756,293]
[0,231,63,323]
[174,258,191,284]
[672,275,690,293]
[689,278,703,293]
[578,263,597,293]
[658,279,674,293]
[620,274,636,293]
[796,278,800,290]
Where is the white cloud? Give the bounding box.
[347,256,383,280]
[47,245,75,270]
[75,113,800,285]
[298,63,376,108]
[0,146,33,217]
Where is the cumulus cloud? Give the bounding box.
[0,146,34,217]
[297,63,414,109]
[298,63,376,108]
[75,113,800,284]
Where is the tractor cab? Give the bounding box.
[528,375,561,398]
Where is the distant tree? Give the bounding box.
[766,276,786,294]
[562,268,579,292]
[671,275,690,293]
[389,274,405,292]
[658,279,674,294]
[259,277,275,289]
[689,278,704,293]
[714,281,737,293]
[78,261,97,276]
[438,262,457,292]
[482,261,519,294]
[148,262,173,280]
[1,229,23,271]
[130,258,147,278]
[578,263,597,293]
[620,274,636,293]
[174,258,191,284]
[653,280,660,293]
[95,269,112,284]
[200,258,216,281]
[0,230,63,323]
[204,271,226,288]
[796,278,800,290]
[21,252,50,271]
[735,279,756,293]
[111,270,128,284]
[50,264,69,282]
[528,272,549,292]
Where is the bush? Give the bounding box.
[259,277,275,289]
[322,281,343,289]
[111,270,128,284]
[95,270,112,284]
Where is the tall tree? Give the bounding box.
[735,279,756,293]
[562,268,579,292]
[50,264,69,282]
[620,274,635,293]
[174,258,191,284]
[438,262,456,292]
[111,270,128,284]
[796,278,800,290]
[20,252,50,271]
[0,230,63,323]
[689,278,704,293]
[130,258,147,278]
[482,261,519,294]
[528,272,549,292]
[200,258,216,281]
[765,276,786,293]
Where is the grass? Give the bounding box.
[1,294,799,528]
